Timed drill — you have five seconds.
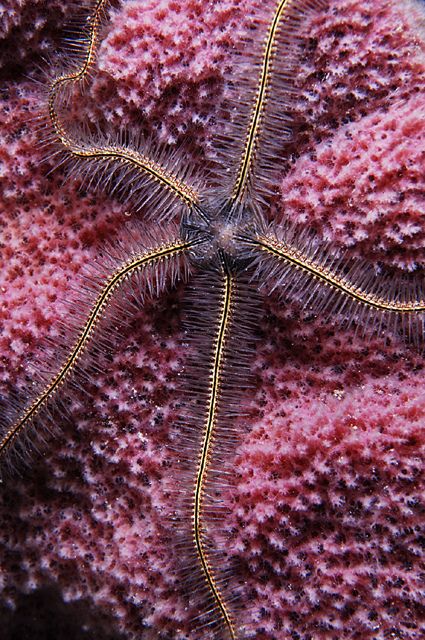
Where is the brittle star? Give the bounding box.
[1,0,424,638]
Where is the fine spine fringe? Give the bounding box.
[167,265,260,639]
[210,0,329,207]
[0,222,191,476]
[243,222,425,348]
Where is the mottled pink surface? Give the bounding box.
[0,0,71,72]
[0,1,424,639]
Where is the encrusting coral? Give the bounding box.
[0,0,424,638]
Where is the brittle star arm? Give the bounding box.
[0,233,193,471]
[192,266,237,639]
[213,0,328,208]
[173,263,258,639]
[244,227,425,341]
[47,0,202,219]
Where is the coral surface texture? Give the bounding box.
[0,0,424,639]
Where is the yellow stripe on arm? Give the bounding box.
[47,0,200,209]
[255,235,425,313]
[64,144,200,208]
[193,268,237,640]
[231,0,294,202]
[0,240,192,459]
[48,0,107,141]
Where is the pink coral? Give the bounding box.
[281,0,425,268]
[280,94,425,267]
[92,0,246,143]
[0,0,424,639]
[0,0,72,71]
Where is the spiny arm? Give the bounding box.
[166,264,260,639]
[211,0,328,209]
[244,224,425,344]
[46,0,201,218]
[0,225,193,473]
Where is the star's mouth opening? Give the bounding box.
[181,202,257,267]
